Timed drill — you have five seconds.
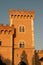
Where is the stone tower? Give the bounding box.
[9,9,35,65]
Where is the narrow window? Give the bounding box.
[22,27,24,32]
[19,26,21,32]
[19,26,25,32]
[20,43,22,48]
[19,41,24,48]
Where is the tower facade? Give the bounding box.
[9,9,35,65]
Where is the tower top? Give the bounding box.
[9,9,35,19]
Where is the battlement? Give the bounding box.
[36,50,43,54]
[9,9,35,19]
[0,24,14,34]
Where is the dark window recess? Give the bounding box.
[0,41,2,46]
[11,15,13,18]
[1,30,3,33]
[18,15,20,17]
[19,26,21,32]
[20,43,22,48]
[24,15,26,17]
[21,15,23,17]
[22,27,24,32]
[19,42,24,48]
[15,15,16,16]
[27,15,29,17]
[19,26,25,32]
[31,15,32,17]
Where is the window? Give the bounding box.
[19,41,24,48]
[19,26,25,32]
[0,41,2,46]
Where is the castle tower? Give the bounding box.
[0,24,14,65]
[9,9,35,65]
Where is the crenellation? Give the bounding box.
[5,24,10,29]
[39,50,43,53]
[17,9,21,13]
[9,9,35,19]
[31,10,35,14]
[0,24,3,27]
[9,9,13,15]
[36,50,43,54]
[0,24,14,34]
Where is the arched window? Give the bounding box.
[19,26,25,32]
[19,41,24,48]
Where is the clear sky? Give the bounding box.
[0,0,43,50]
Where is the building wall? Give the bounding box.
[0,25,14,65]
[14,48,34,65]
[0,9,43,65]
[9,9,35,65]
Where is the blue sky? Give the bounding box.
[0,0,43,50]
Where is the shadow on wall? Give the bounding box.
[12,28,16,65]
[18,50,29,65]
[32,50,41,65]
[14,28,16,38]
[0,55,12,65]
